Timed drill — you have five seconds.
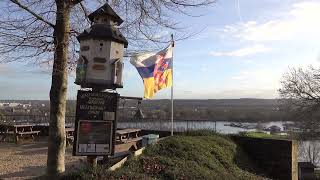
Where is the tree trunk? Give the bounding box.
[47,0,71,177]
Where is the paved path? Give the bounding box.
[0,138,85,180]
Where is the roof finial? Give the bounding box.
[88,3,123,25]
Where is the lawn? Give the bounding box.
[239,131,287,139]
[64,131,268,180]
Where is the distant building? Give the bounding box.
[8,103,20,107]
[298,162,316,180]
[12,108,30,113]
[267,125,281,134]
[0,103,10,107]
[0,102,31,109]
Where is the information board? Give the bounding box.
[76,90,118,120]
[76,120,113,155]
[73,90,118,156]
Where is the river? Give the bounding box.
[117,120,291,134]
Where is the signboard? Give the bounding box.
[76,120,112,155]
[73,90,118,156]
[76,91,117,120]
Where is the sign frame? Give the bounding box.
[75,120,113,156]
[73,90,119,156]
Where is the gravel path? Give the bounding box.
[0,138,85,180]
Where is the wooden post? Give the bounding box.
[86,88,103,168]
[14,126,18,143]
[87,155,97,167]
[215,121,217,132]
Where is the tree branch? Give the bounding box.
[79,1,91,24]
[9,0,55,28]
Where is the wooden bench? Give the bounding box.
[66,136,74,146]
[114,137,143,153]
[0,124,40,143]
[0,130,14,141]
[116,128,141,143]
[16,131,40,135]
[15,131,41,142]
[65,127,74,146]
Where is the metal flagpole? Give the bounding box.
[171,34,174,136]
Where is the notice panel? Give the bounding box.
[76,120,113,155]
[76,90,117,120]
[73,90,118,156]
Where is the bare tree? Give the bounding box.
[0,0,214,177]
[279,66,320,137]
[298,140,320,166]
[279,66,320,113]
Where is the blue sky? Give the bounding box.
[1,0,320,99]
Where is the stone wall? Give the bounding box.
[231,136,298,180]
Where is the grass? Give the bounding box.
[239,131,287,139]
[316,170,320,180]
[63,131,267,180]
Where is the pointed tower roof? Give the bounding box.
[77,24,128,48]
[88,3,124,25]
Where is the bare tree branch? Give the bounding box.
[79,1,91,24]
[1,0,215,64]
[279,66,320,137]
[8,0,55,28]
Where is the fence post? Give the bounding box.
[187,121,189,132]
[215,121,217,132]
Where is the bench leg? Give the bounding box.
[15,135,19,144]
[0,135,6,142]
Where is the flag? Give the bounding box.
[130,45,173,99]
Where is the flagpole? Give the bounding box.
[171,34,174,136]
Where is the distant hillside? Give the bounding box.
[133,99,285,122]
[0,98,278,107]
[1,99,288,122]
[142,98,278,108]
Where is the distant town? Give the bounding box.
[0,99,286,122]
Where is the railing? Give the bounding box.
[0,115,219,132]
[117,120,218,132]
[0,114,215,124]
[0,114,75,125]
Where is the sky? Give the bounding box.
[1,0,320,100]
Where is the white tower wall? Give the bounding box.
[78,39,124,86]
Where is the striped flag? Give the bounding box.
[130,44,173,99]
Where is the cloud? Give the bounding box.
[213,89,278,99]
[151,30,170,40]
[230,68,282,90]
[171,88,278,99]
[209,44,270,57]
[0,64,9,73]
[200,66,208,72]
[223,1,320,42]
[231,71,251,80]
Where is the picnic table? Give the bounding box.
[65,127,74,146]
[0,124,40,143]
[116,128,141,143]
[63,127,142,148]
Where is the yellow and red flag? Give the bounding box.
[130,44,173,99]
